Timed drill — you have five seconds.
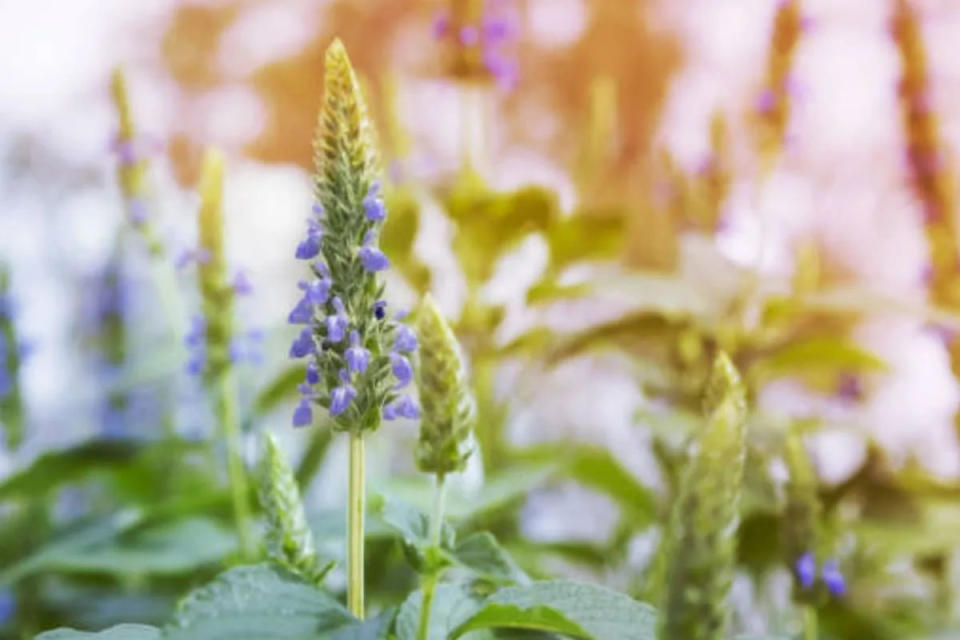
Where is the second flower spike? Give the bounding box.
[414,293,476,475]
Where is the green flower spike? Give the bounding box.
[415,293,476,476]
[657,352,747,640]
[258,433,333,585]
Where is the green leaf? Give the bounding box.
[328,607,395,640]
[36,625,161,640]
[2,516,234,584]
[395,583,491,640]
[164,563,354,639]
[451,580,657,639]
[0,439,154,500]
[748,336,886,384]
[252,364,307,418]
[453,532,527,584]
[372,494,455,550]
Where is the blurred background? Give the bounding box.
[5,0,960,637]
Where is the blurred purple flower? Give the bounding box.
[795,552,816,589]
[395,324,418,353]
[384,394,420,420]
[822,560,846,597]
[289,327,315,359]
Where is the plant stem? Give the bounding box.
[803,605,818,640]
[416,474,447,640]
[217,369,253,559]
[347,432,366,618]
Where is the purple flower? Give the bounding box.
[306,361,320,385]
[128,198,148,224]
[755,89,776,115]
[432,10,450,38]
[296,219,324,260]
[326,296,349,343]
[822,560,846,597]
[293,399,313,427]
[373,299,387,320]
[390,352,413,388]
[330,374,357,416]
[394,324,418,353]
[185,315,205,346]
[289,328,315,358]
[288,297,313,324]
[312,202,325,217]
[231,270,253,295]
[384,394,420,420]
[483,49,517,90]
[363,181,386,221]
[175,247,211,270]
[229,329,264,365]
[293,383,316,427]
[113,138,137,166]
[345,331,371,374]
[460,25,480,46]
[0,589,16,624]
[795,552,816,589]
[484,15,513,41]
[359,231,390,272]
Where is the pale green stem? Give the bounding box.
[416,474,447,640]
[348,432,366,618]
[217,369,253,559]
[803,605,818,640]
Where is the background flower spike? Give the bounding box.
[414,293,476,476]
[656,352,747,640]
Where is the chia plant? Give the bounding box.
[187,149,254,559]
[0,265,26,451]
[286,39,420,619]
[656,353,747,640]
[412,293,476,640]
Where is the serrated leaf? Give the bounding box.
[372,494,455,550]
[4,516,234,584]
[453,532,527,584]
[0,439,176,501]
[164,563,354,640]
[395,583,490,640]
[451,580,657,639]
[36,624,161,640]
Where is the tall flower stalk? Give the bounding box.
[287,39,419,618]
[190,150,253,559]
[109,67,185,339]
[413,294,476,640]
[656,353,747,640]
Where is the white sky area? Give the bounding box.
[3,0,960,483]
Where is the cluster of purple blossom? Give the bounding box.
[432,1,518,90]
[795,551,846,597]
[287,182,420,427]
